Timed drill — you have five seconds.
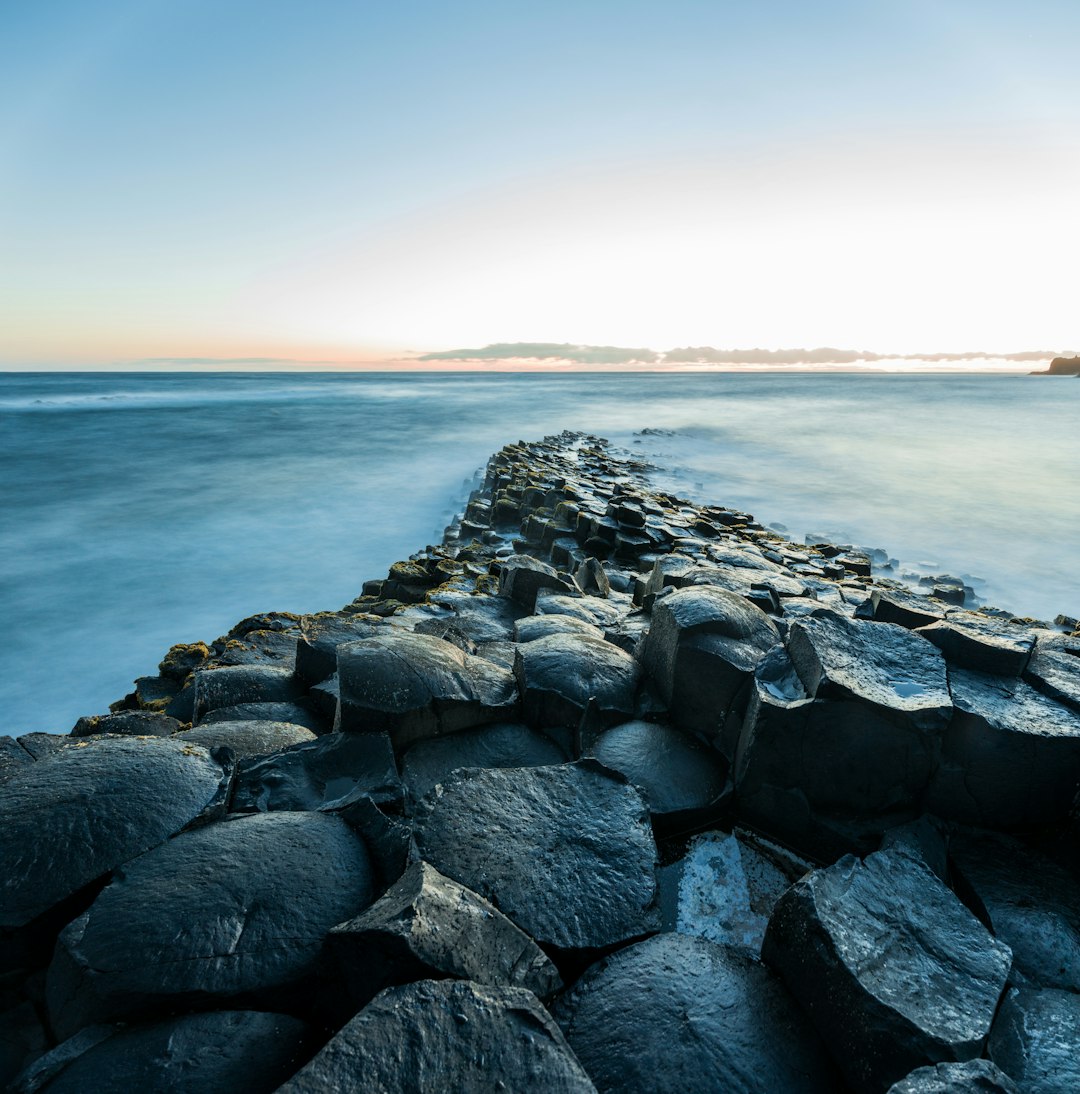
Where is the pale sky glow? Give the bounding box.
[1,0,1078,367]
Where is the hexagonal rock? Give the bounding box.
[535,593,624,627]
[988,986,1080,1094]
[786,610,952,731]
[16,1011,309,1094]
[413,762,658,951]
[46,812,375,1039]
[640,586,779,737]
[335,632,517,748]
[401,722,566,803]
[0,738,229,930]
[514,614,604,643]
[176,720,315,758]
[915,616,1035,677]
[870,589,945,630]
[295,613,385,684]
[192,665,303,723]
[278,979,595,1093]
[584,720,727,817]
[498,555,576,611]
[514,634,640,729]
[762,848,1013,1094]
[886,1059,1019,1093]
[553,933,839,1094]
[327,861,561,1003]
[231,731,402,813]
[924,668,1080,828]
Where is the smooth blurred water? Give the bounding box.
[2,370,1077,734]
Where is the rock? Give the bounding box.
[176,720,316,758]
[46,811,374,1038]
[514,634,640,729]
[0,738,229,930]
[879,815,949,881]
[401,722,566,803]
[535,592,624,627]
[70,711,179,738]
[0,1001,48,1089]
[1023,639,1080,714]
[916,616,1035,676]
[413,762,658,951]
[335,632,517,747]
[328,861,561,1004]
[870,589,945,630]
[295,613,385,685]
[948,829,1080,991]
[887,1059,1019,1093]
[14,734,75,761]
[514,614,604,643]
[584,720,726,819]
[762,847,1012,1093]
[14,1011,309,1094]
[231,731,402,813]
[277,979,596,1094]
[988,986,1080,1093]
[0,737,33,784]
[192,665,302,723]
[640,586,779,738]
[198,700,326,733]
[573,557,611,597]
[925,668,1080,828]
[429,590,526,642]
[554,933,838,1094]
[498,555,576,611]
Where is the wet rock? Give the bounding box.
[429,590,526,643]
[176,720,316,758]
[514,633,640,729]
[198,700,326,733]
[16,1011,309,1094]
[70,711,179,738]
[328,861,561,1003]
[1023,638,1080,714]
[925,669,1080,828]
[413,762,658,951]
[535,592,624,627]
[870,589,945,630]
[335,632,517,747]
[762,847,1012,1093]
[192,665,302,723]
[498,555,576,611]
[948,829,1080,991]
[0,738,229,930]
[401,722,566,803]
[277,979,596,1094]
[640,586,779,737]
[988,986,1080,1093]
[574,557,611,597]
[231,731,402,813]
[0,736,33,784]
[295,613,385,685]
[554,933,839,1094]
[916,616,1035,676]
[887,1059,1019,1093]
[46,811,374,1038]
[514,614,604,643]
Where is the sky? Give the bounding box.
[1,0,1078,368]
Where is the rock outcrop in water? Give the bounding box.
[2,432,1079,1092]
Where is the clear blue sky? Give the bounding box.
[2,0,1078,365]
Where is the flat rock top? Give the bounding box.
[656,585,780,645]
[951,668,1080,738]
[176,720,316,757]
[0,737,227,929]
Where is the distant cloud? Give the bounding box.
[130,357,307,366]
[418,343,661,364]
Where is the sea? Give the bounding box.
[2,370,1077,735]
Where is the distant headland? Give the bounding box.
[1031,356,1080,376]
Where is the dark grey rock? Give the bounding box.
[328,861,561,1003]
[949,829,1080,992]
[879,816,949,882]
[232,731,402,813]
[574,557,611,597]
[0,1001,48,1089]
[535,592,624,627]
[17,1011,308,1094]
[295,613,385,684]
[14,734,71,761]
[916,616,1035,676]
[413,762,658,951]
[198,700,326,733]
[762,847,1012,1093]
[429,590,527,642]
[870,588,945,629]
[514,613,604,643]
[640,585,779,738]
[925,668,1080,828]
[554,933,839,1094]
[1023,639,1080,714]
[70,711,180,738]
[498,555,576,611]
[335,632,517,747]
[0,736,33,784]
[46,811,374,1038]
[401,722,566,803]
[0,738,229,930]
[7,1025,116,1094]
[887,1059,1019,1093]
[176,720,315,757]
[277,979,596,1094]
[192,665,302,723]
[988,986,1080,1093]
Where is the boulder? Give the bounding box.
[176,720,316,758]
[916,616,1035,676]
[46,811,375,1038]
[277,979,596,1094]
[335,632,517,747]
[498,555,576,611]
[762,847,1012,1093]
[639,586,779,737]
[553,933,838,1094]
[988,986,1080,1093]
[14,1011,309,1094]
[192,665,302,723]
[231,731,402,813]
[327,861,561,1003]
[413,762,658,951]
[887,1059,1019,1093]
[70,711,179,738]
[198,700,326,733]
[0,738,229,930]
[514,634,640,729]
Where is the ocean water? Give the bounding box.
[2,370,1077,734]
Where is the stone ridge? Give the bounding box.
[2,430,1079,1093]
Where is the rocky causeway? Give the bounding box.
[2,431,1079,1092]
